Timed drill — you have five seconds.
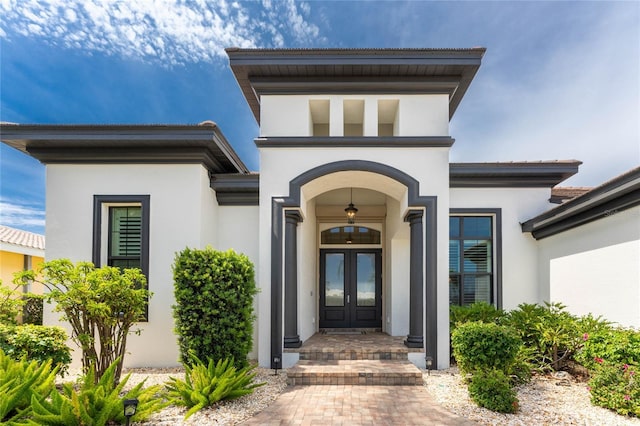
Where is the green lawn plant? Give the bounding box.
[15,259,151,384]
[468,369,519,413]
[449,301,505,334]
[576,328,640,371]
[0,349,59,424]
[29,357,166,426]
[451,321,523,376]
[588,361,640,416]
[173,248,258,369]
[0,279,25,325]
[166,356,265,420]
[0,324,71,375]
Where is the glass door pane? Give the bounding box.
[325,253,345,307]
[356,253,376,306]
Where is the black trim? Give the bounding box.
[450,162,581,188]
[449,209,503,309]
[522,168,640,239]
[255,136,455,148]
[93,195,150,319]
[226,47,485,122]
[210,174,259,206]
[0,124,249,174]
[269,160,439,368]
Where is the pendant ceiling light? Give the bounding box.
[345,188,358,224]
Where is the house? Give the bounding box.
[0,225,45,322]
[1,48,638,370]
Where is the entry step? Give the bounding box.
[287,359,423,386]
[298,347,409,361]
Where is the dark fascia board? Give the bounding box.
[449,161,582,188]
[210,173,259,206]
[522,167,640,239]
[0,123,250,174]
[226,47,486,123]
[255,136,455,148]
[249,76,459,96]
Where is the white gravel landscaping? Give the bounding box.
[60,366,640,425]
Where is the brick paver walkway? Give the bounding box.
[242,385,475,425]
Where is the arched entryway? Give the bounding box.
[270,160,438,369]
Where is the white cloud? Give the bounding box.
[0,0,323,66]
[0,199,45,230]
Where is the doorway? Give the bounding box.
[319,249,382,328]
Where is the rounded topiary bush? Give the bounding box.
[451,321,522,375]
[173,247,257,369]
[468,369,519,413]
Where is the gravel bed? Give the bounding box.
[423,367,640,426]
[58,366,640,424]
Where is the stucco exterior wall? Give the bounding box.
[260,94,449,137]
[538,206,640,327]
[44,163,218,368]
[450,188,553,310]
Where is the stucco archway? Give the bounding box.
[270,160,438,368]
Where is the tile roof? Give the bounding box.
[0,225,45,250]
[550,187,593,204]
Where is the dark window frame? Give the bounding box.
[449,208,502,309]
[93,195,150,318]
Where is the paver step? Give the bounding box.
[298,348,409,361]
[287,359,423,386]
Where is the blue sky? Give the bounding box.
[1,1,638,235]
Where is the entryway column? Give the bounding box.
[284,210,303,348]
[404,209,424,348]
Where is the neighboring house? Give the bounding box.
[1,48,638,370]
[0,225,45,295]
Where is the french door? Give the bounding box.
[319,249,382,328]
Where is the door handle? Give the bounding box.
[347,294,350,304]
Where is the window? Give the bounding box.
[108,206,142,270]
[321,226,381,245]
[93,195,150,318]
[449,216,495,306]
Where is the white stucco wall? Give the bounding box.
[45,163,218,368]
[258,146,451,368]
[450,188,553,310]
[538,206,640,327]
[260,94,449,137]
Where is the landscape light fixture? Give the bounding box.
[123,398,138,426]
[425,356,433,375]
[273,355,281,375]
[345,188,358,224]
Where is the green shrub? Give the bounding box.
[16,259,151,384]
[0,279,25,325]
[21,293,44,325]
[30,358,166,425]
[451,321,522,375]
[576,328,640,371]
[166,356,264,419]
[173,248,258,368]
[0,349,59,423]
[450,302,505,333]
[468,369,519,413]
[502,302,608,372]
[588,361,640,416]
[0,324,71,374]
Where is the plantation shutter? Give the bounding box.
[109,206,142,270]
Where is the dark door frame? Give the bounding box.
[319,248,382,328]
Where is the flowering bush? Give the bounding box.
[589,361,640,416]
[576,328,640,371]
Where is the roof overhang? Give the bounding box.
[522,167,640,239]
[0,123,249,174]
[450,161,582,188]
[226,47,486,123]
